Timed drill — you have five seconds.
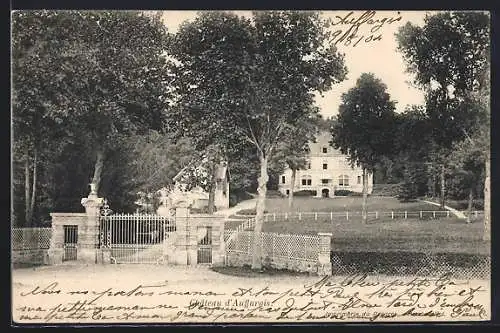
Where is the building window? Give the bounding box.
[323,163,328,170]
[301,175,312,186]
[338,175,349,187]
[321,179,330,184]
[286,189,290,195]
[307,162,311,169]
[357,176,361,184]
[322,147,328,153]
[302,179,307,186]
[281,175,286,184]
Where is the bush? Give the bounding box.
[293,190,317,197]
[347,191,366,197]
[229,190,254,207]
[190,206,217,214]
[266,190,285,198]
[372,183,401,197]
[334,189,352,196]
[235,208,269,215]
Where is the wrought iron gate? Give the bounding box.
[63,225,78,261]
[99,202,176,264]
[197,226,212,264]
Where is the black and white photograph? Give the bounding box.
[11,9,491,324]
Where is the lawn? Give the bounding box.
[236,196,446,214]
[228,197,489,256]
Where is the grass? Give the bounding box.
[227,197,489,256]
[236,196,446,215]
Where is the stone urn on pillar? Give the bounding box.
[156,187,173,217]
[80,183,104,264]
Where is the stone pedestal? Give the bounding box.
[211,216,225,267]
[169,202,190,265]
[80,193,104,264]
[317,232,333,276]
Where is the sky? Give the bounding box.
[159,10,439,118]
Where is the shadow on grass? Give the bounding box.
[211,265,313,278]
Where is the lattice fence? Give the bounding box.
[12,228,52,266]
[12,228,52,250]
[224,230,321,272]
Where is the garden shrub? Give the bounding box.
[293,190,317,196]
[334,189,352,196]
[372,183,402,197]
[190,206,217,214]
[236,208,268,215]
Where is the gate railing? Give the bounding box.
[99,213,176,264]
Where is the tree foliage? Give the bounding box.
[168,11,347,269]
[331,73,397,170]
[396,11,490,231]
[12,11,173,224]
[331,73,397,223]
[12,10,172,198]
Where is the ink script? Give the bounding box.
[328,10,403,47]
[13,273,490,323]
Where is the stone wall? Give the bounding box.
[12,249,49,266]
[47,213,87,265]
[224,231,333,276]
[168,203,225,267]
[225,252,319,274]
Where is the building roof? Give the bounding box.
[309,131,344,157]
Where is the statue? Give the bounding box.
[156,187,173,217]
[158,187,170,206]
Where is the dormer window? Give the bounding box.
[322,146,328,153]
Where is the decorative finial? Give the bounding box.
[101,198,113,216]
[90,182,97,195]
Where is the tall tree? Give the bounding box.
[13,10,172,200]
[274,113,321,210]
[12,11,84,225]
[331,73,397,224]
[396,11,490,236]
[169,11,347,269]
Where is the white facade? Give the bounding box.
[278,132,373,198]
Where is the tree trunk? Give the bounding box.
[24,155,31,227]
[30,149,38,227]
[207,161,219,214]
[466,187,473,224]
[362,167,367,224]
[483,158,490,241]
[440,164,446,209]
[91,149,105,195]
[252,153,268,270]
[288,168,296,211]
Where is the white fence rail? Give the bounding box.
[232,210,485,226]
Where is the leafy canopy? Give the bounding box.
[331,73,397,171]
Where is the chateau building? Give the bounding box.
[278,131,373,198]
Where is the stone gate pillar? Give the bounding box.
[80,184,104,264]
[212,217,225,267]
[169,201,190,265]
[317,232,333,276]
[47,219,64,265]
